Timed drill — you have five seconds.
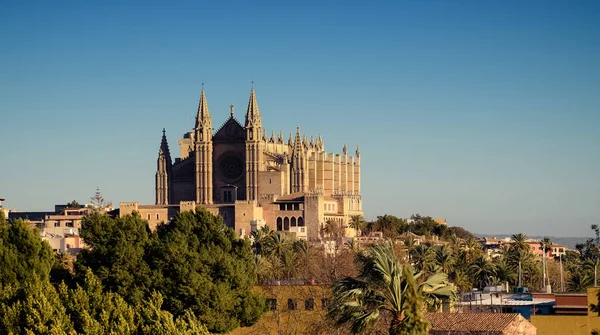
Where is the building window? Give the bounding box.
[298,217,304,226]
[224,191,233,203]
[291,217,297,227]
[66,221,74,228]
[300,227,305,233]
[266,298,277,311]
[287,298,297,310]
[147,214,151,220]
[223,212,228,219]
[284,217,290,231]
[305,298,315,311]
[279,204,285,211]
[294,203,300,210]
[277,217,283,231]
[54,222,60,227]
[156,214,160,220]
[269,178,272,184]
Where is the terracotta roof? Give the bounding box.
[426,313,524,332]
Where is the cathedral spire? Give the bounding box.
[156,128,172,205]
[195,88,212,143]
[159,128,171,162]
[245,87,262,128]
[293,126,306,154]
[195,88,211,130]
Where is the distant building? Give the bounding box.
[432,218,447,225]
[8,203,93,254]
[527,240,554,258]
[531,288,600,335]
[480,237,506,258]
[118,202,171,231]
[458,287,554,319]
[150,88,363,240]
[551,244,567,258]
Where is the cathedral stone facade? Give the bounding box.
[154,88,363,240]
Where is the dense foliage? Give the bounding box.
[76,207,265,333]
[0,207,269,334]
[328,242,455,335]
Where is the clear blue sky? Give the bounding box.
[1,0,598,237]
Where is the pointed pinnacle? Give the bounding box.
[245,87,261,127]
[196,89,211,129]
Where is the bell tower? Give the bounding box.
[245,86,263,201]
[155,128,172,205]
[195,88,213,204]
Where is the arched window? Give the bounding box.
[298,217,304,226]
[284,217,290,231]
[291,217,297,227]
[277,217,283,231]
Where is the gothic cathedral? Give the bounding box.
[155,88,363,240]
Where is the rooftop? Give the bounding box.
[427,312,526,332]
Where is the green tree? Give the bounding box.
[469,255,495,289]
[0,219,54,286]
[411,244,435,275]
[368,214,405,238]
[76,212,153,304]
[328,241,429,335]
[434,244,455,274]
[67,200,81,209]
[0,275,75,335]
[150,207,264,333]
[349,215,365,237]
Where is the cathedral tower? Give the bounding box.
[155,128,172,205]
[291,126,307,193]
[195,89,213,204]
[245,88,263,201]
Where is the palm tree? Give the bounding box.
[511,233,530,253]
[458,237,481,264]
[493,258,517,286]
[568,271,593,292]
[268,232,293,258]
[328,242,429,335]
[434,244,455,274]
[349,215,365,237]
[469,255,496,289]
[451,270,473,292]
[254,254,274,283]
[411,244,435,274]
[322,219,344,241]
[251,225,274,255]
[540,237,553,287]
